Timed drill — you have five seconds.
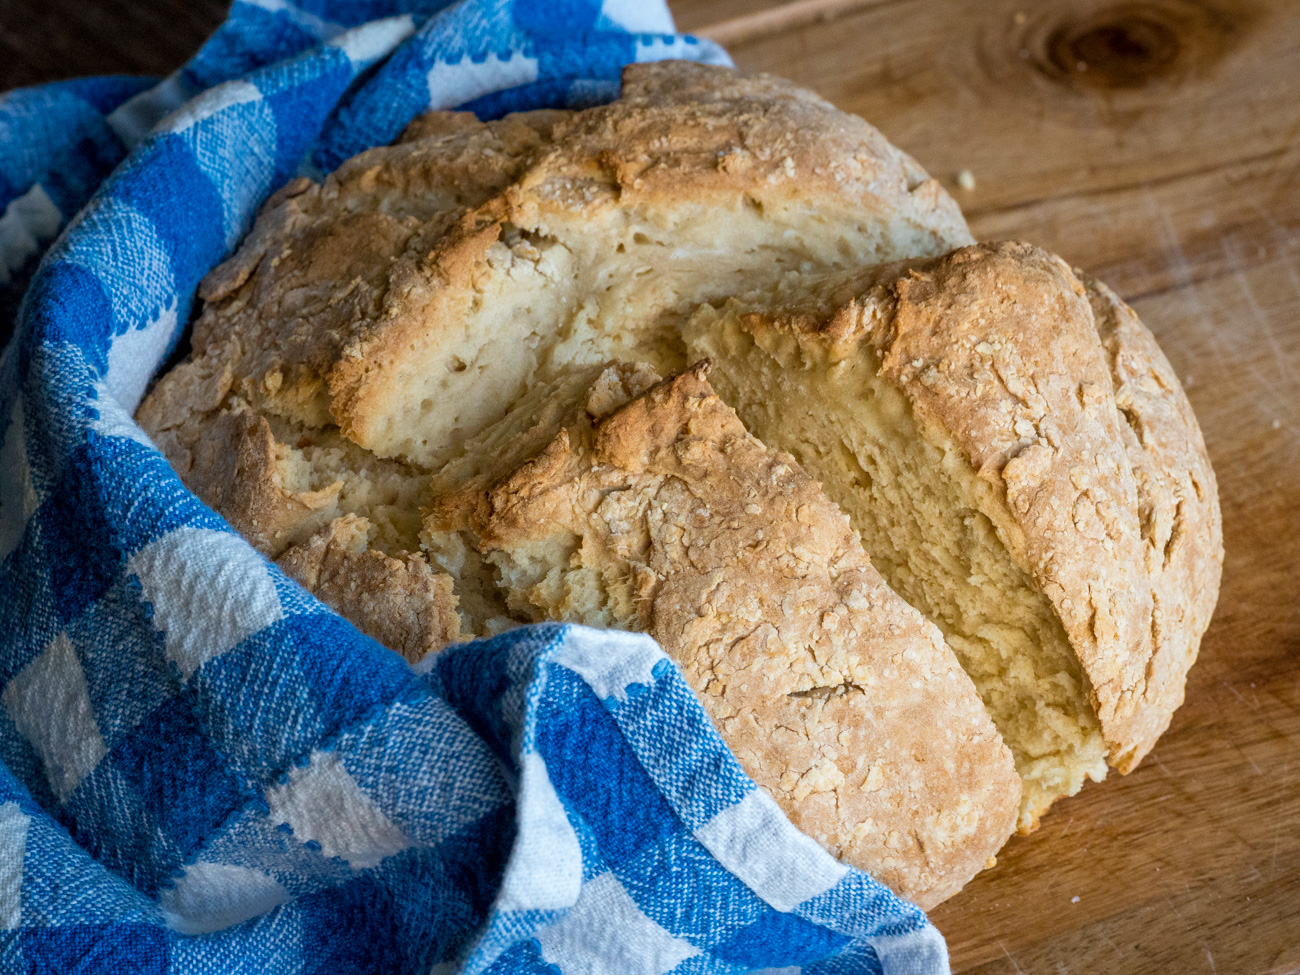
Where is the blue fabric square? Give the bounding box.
[289,613,421,739]
[0,77,145,213]
[536,668,679,866]
[262,62,356,181]
[712,908,852,969]
[87,437,229,558]
[114,138,226,302]
[484,938,559,974]
[107,691,251,888]
[191,619,330,781]
[512,0,601,32]
[0,706,56,810]
[39,444,123,625]
[184,6,325,91]
[294,873,415,975]
[615,828,765,948]
[59,762,167,894]
[0,531,57,687]
[21,923,168,974]
[337,694,513,844]
[429,624,567,769]
[608,668,753,831]
[68,577,180,753]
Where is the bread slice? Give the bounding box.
[684,242,1222,828]
[423,360,1020,907]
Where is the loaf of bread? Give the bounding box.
[137,61,1222,906]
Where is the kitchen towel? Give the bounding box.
[0,1,950,971]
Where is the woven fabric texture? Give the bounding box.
[0,1,950,971]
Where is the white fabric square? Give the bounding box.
[0,394,38,561]
[536,872,699,975]
[129,527,282,679]
[159,80,261,135]
[161,860,291,934]
[694,789,848,912]
[103,300,178,412]
[0,183,62,286]
[553,627,665,704]
[495,753,582,913]
[2,632,108,802]
[868,929,952,975]
[328,15,416,63]
[88,382,159,450]
[599,0,673,33]
[425,53,538,110]
[0,801,29,929]
[265,751,414,870]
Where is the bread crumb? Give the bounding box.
[955,169,976,192]
[1071,895,1081,903]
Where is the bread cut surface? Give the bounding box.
[137,60,1222,903]
[424,360,1020,907]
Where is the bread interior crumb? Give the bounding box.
[683,303,1108,829]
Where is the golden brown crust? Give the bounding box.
[276,515,460,663]
[426,363,1020,908]
[192,111,561,431]
[878,244,1153,766]
[515,60,961,233]
[139,354,341,555]
[1080,273,1224,769]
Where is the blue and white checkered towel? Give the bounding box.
[0,1,953,971]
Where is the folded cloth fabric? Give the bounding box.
[0,1,953,971]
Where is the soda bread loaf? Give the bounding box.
[137,61,1222,906]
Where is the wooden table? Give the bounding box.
[8,1,1300,971]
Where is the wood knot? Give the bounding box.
[1013,2,1248,93]
[1048,11,1182,87]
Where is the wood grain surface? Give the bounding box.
[7,1,1300,972]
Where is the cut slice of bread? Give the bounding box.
[684,241,1221,827]
[423,360,1020,907]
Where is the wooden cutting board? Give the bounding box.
[6,0,1299,970]
[669,0,1300,971]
